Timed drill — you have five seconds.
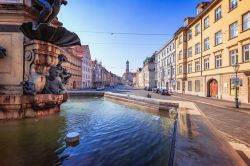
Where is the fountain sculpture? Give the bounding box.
[0,0,80,119]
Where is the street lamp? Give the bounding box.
[233,63,240,108]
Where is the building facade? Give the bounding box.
[156,39,176,91]
[63,47,83,90]
[81,45,92,89]
[92,60,102,88]
[142,54,156,88]
[175,0,250,103]
[133,68,142,88]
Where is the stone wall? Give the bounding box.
[0,94,66,120]
[0,32,24,95]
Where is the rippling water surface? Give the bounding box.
[0,97,175,166]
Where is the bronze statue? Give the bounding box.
[20,0,81,47]
[21,80,36,96]
[34,0,68,29]
[61,68,71,85]
[0,46,6,58]
[42,66,66,94]
[56,54,72,85]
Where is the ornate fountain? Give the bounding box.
[0,0,81,119]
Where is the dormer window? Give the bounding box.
[184,20,188,27]
[197,8,202,15]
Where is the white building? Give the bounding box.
[142,54,156,88]
[155,38,176,91]
[92,60,102,88]
[81,45,92,89]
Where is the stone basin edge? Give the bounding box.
[104,92,246,166]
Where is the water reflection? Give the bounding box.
[0,115,66,166]
[0,97,175,166]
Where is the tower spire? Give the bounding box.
[126,60,129,73]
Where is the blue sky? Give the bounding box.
[58,0,202,76]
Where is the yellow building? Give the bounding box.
[175,0,250,103]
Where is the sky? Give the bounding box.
[58,0,203,76]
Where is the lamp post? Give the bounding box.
[233,63,240,108]
[170,64,173,93]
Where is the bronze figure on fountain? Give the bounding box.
[56,54,72,85]
[42,66,66,95]
[0,46,7,59]
[20,0,81,47]
[34,0,68,29]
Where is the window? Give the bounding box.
[204,58,209,70]
[184,20,188,27]
[243,12,250,31]
[179,51,183,60]
[215,55,222,68]
[204,37,210,50]
[215,31,222,45]
[195,24,201,35]
[243,44,250,62]
[195,43,201,54]
[187,30,192,40]
[187,47,192,57]
[195,80,200,92]
[230,0,238,10]
[188,81,192,91]
[230,79,236,96]
[215,6,222,21]
[177,82,180,90]
[172,68,175,77]
[230,49,238,65]
[188,63,192,73]
[230,21,238,39]
[179,35,183,45]
[197,8,202,15]
[204,16,209,29]
[179,66,183,74]
[195,61,200,72]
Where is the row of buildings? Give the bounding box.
[62,45,121,90]
[134,0,250,104]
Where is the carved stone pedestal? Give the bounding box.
[0,40,69,120]
[0,94,67,120]
[24,40,63,93]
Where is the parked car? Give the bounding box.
[147,87,152,91]
[153,88,160,93]
[159,89,171,96]
[96,86,105,91]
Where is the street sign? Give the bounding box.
[231,78,243,86]
[231,78,240,85]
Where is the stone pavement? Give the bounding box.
[120,89,250,165]
[172,93,250,113]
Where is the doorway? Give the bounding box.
[73,81,77,89]
[208,79,218,97]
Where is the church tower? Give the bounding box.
[126,60,129,73]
